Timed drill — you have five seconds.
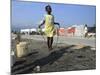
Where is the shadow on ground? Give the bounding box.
[11,45,95,74]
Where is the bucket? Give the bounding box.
[16,42,29,58]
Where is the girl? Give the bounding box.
[38,5,60,50]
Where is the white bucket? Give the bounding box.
[16,42,29,58]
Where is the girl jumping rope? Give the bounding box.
[38,5,60,50]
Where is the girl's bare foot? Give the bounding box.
[48,47,53,51]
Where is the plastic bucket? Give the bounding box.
[16,42,28,58]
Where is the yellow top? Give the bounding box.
[44,14,55,37]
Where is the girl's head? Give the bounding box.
[45,5,52,14]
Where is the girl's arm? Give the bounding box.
[54,22,60,28]
[38,20,45,28]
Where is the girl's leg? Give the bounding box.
[50,37,53,49]
[47,37,50,49]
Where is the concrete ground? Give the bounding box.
[21,35,96,47]
[11,34,96,74]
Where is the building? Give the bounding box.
[20,28,44,35]
[71,25,85,37]
[58,28,65,36]
[58,25,86,37]
[20,29,30,34]
[20,25,95,37]
[20,28,36,35]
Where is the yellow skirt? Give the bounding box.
[44,27,56,37]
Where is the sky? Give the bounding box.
[11,0,96,30]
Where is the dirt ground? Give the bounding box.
[11,38,96,75]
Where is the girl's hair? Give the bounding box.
[45,5,52,11]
